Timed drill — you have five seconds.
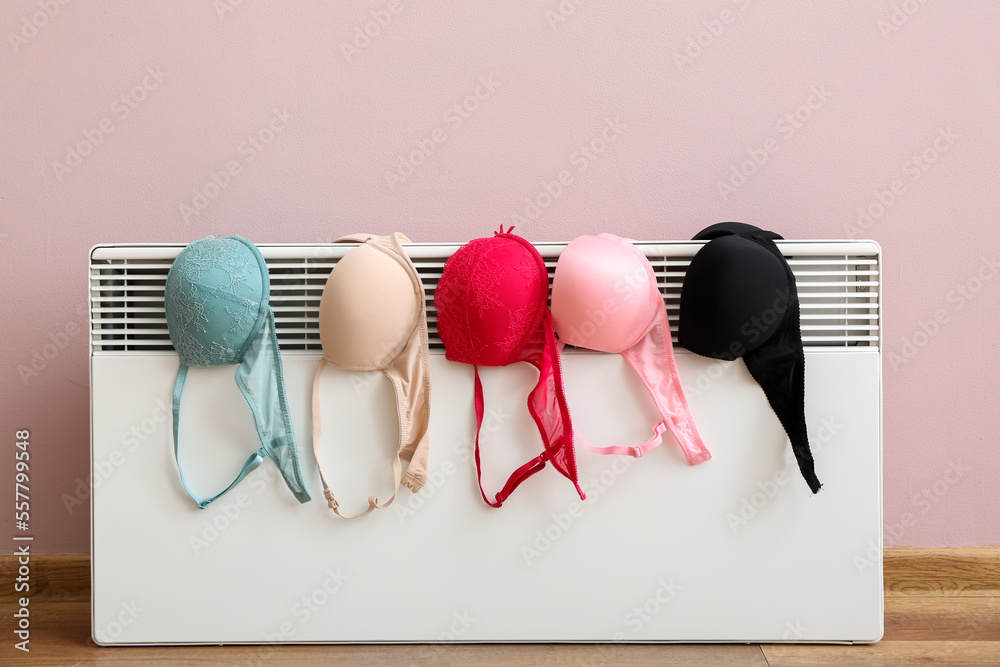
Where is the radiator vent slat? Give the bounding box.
[91,242,881,353]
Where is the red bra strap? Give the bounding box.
[521,314,586,500]
[473,365,549,508]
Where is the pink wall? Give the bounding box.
[2,1,998,553]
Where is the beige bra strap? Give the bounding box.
[383,233,431,493]
[334,233,413,244]
[312,358,403,519]
[384,341,430,492]
[339,232,431,492]
[312,232,428,517]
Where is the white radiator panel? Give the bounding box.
[90,348,882,644]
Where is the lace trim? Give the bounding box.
[437,236,547,363]
[166,237,263,367]
[498,305,534,356]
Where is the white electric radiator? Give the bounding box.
[89,239,883,645]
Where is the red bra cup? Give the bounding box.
[435,227,585,507]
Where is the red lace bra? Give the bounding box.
[434,227,585,508]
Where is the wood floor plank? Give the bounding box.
[762,641,1000,667]
[0,553,88,603]
[885,596,1000,641]
[884,548,1000,597]
[19,601,770,667]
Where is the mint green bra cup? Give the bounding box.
[165,236,311,508]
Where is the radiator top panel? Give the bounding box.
[90,241,881,354]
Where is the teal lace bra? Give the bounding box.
[165,236,311,508]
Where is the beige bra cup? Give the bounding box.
[312,233,431,519]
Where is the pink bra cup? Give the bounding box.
[312,233,431,519]
[550,234,710,465]
[434,227,585,508]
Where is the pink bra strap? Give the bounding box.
[555,339,667,459]
[575,422,667,458]
[472,366,549,508]
[621,300,711,465]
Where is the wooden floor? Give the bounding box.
[2,548,997,666]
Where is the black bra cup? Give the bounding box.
[693,220,775,241]
[679,222,821,494]
[678,234,788,361]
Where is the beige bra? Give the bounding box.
[312,233,431,518]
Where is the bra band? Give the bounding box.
[473,309,585,508]
[312,233,431,518]
[172,308,311,508]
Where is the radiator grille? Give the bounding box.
[90,241,881,354]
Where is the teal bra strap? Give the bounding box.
[233,308,312,504]
[172,363,266,509]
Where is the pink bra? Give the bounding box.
[551,233,710,464]
[435,227,585,507]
